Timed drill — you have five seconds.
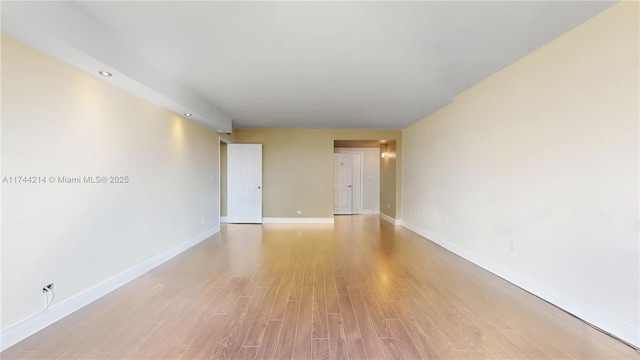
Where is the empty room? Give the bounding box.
[1,1,638,359]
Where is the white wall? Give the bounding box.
[335,147,380,214]
[402,2,639,346]
[1,35,220,344]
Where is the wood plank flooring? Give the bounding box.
[3,215,638,359]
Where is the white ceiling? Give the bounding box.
[2,1,615,131]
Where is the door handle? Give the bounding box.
[347,185,352,188]
[256,186,261,189]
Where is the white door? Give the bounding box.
[228,144,262,223]
[350,153,362,214]
[333,153,353,214]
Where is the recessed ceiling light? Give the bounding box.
[184,113,192,117]
[98,71,112,77]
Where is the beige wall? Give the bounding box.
[1,36,220,330]
[380,141,397,218]
[234,129,401,219]
[402,2,639,345]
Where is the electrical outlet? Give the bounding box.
[200,219,204,225]
[510,240,517,250]
[296,210,302,215]
[42,283,55,293]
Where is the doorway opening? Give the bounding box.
[333,140,395,216]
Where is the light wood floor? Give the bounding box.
[3,215,638,360]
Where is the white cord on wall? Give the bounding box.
[42,283,55,311]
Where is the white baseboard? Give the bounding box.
[400,221,640,348]
[262,217,334,224]
[379,212,400,225]
[0,226,220,352]
[220,216,228,223]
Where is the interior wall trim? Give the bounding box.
[379,212,399,225]
[0,226,220,351]
[400,221,640,348]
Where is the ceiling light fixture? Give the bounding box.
[184,113,192,117]
[98,71,112,77]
